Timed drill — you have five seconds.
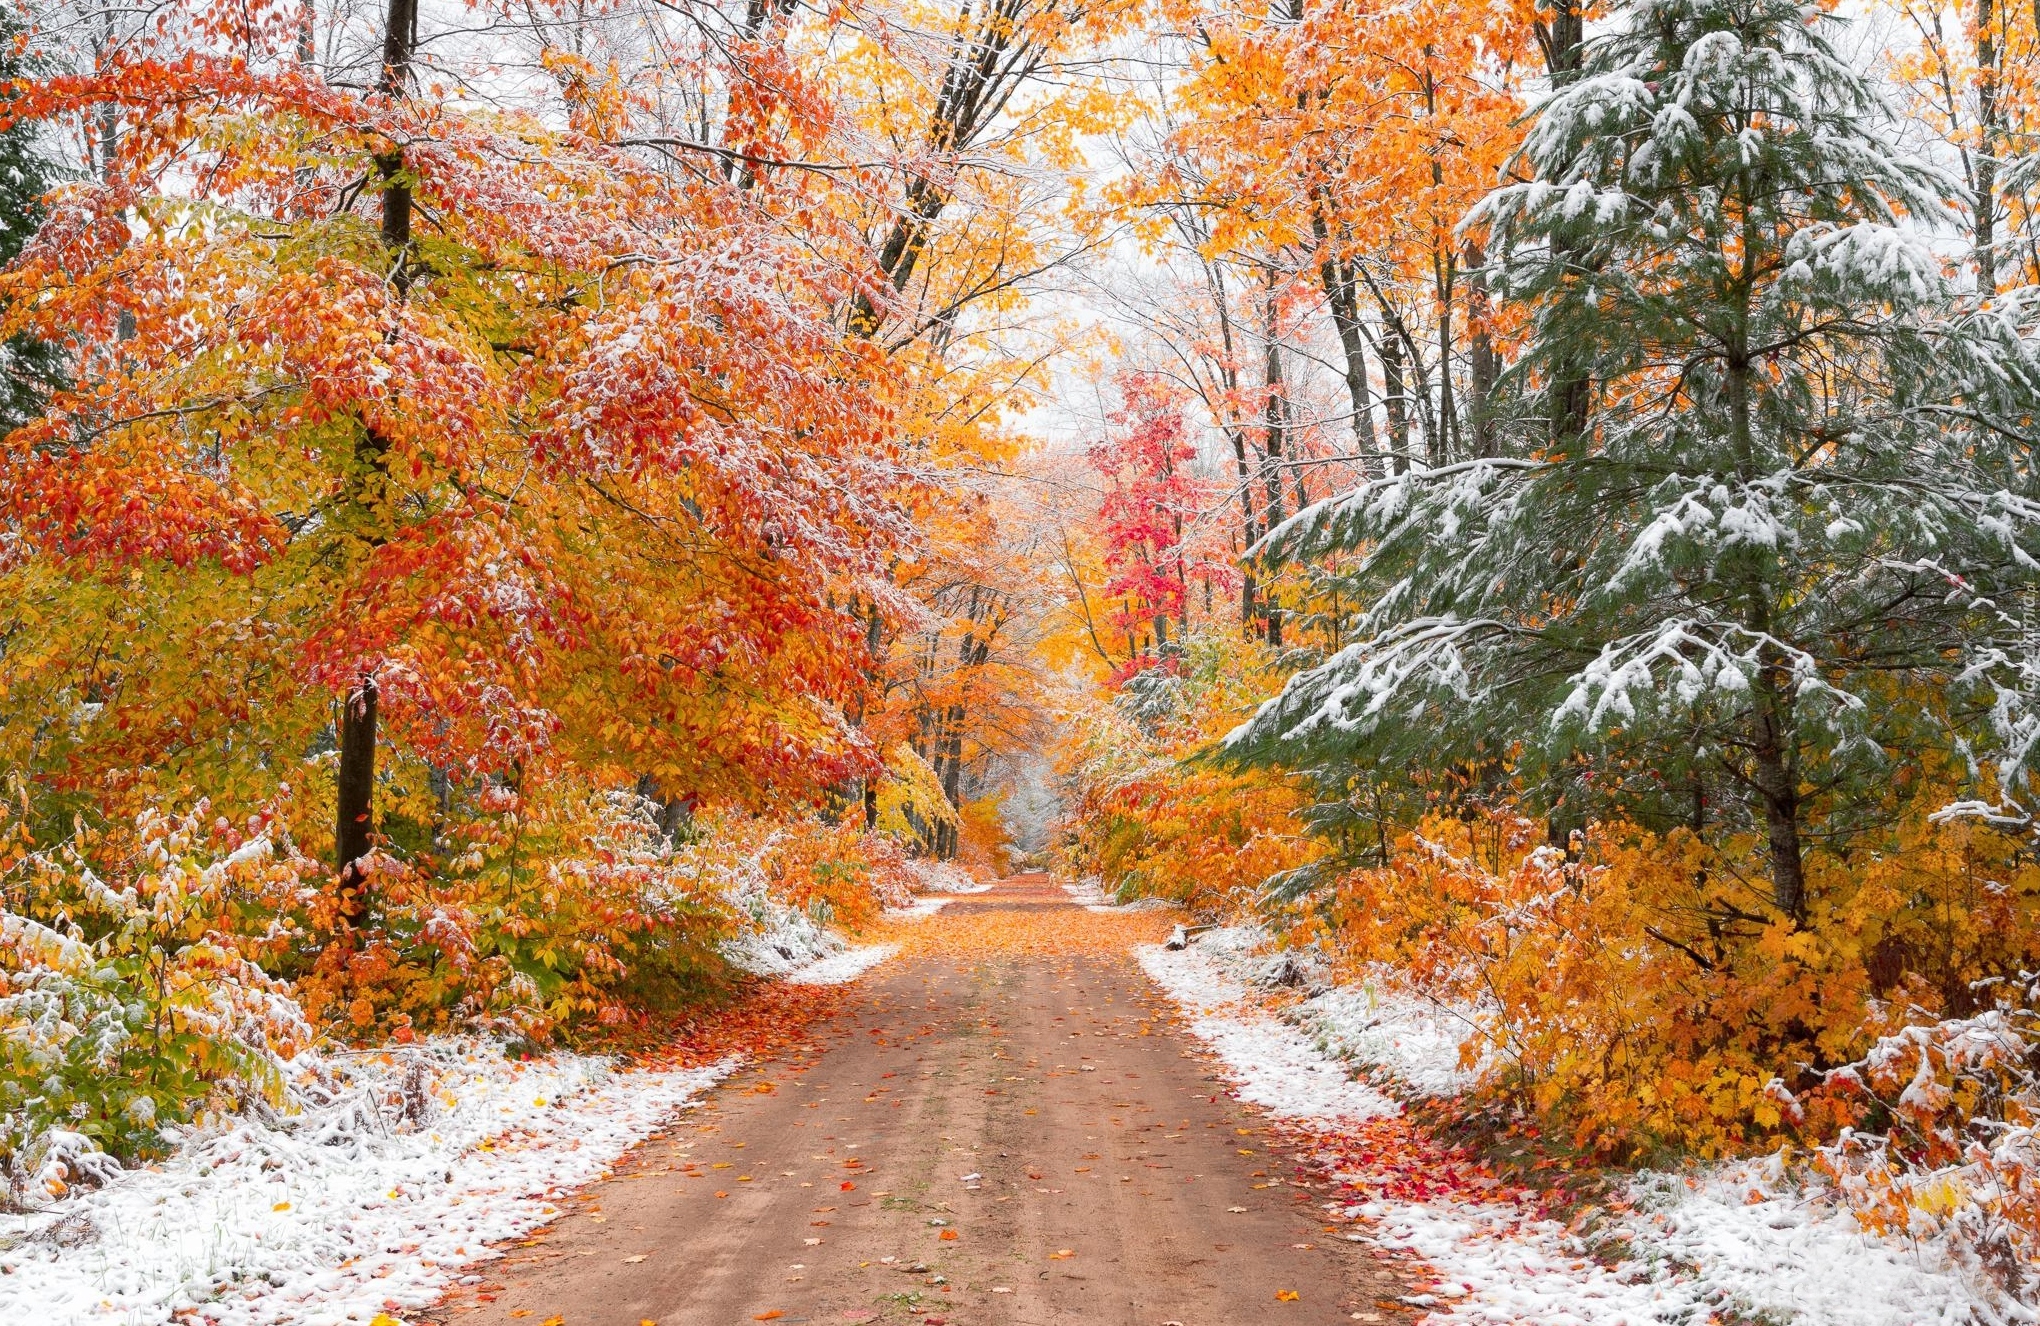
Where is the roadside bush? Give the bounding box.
[1,797,311,1196]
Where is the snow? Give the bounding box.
[1061,876,1116,910]
[720,880,849,979]
[888,895,955,919]
[1141,929,2020,1325]
[1297,980,1487,1099]
[783,944,898,985]
[1060,876,1173,912]
[903,860,991,894]
[1136,939,1396,1124]
[0,1041,734,1326]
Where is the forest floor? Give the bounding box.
[418,875,1415,1326]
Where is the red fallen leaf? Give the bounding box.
[938,1229,959,1241]
[754,1313,785,1322]
[841,1181,855,1191]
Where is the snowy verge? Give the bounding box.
[1142,932,2017,1326]
[1061,876,1174,913]
[0,1042,734,1326]
[1136,940,1394,1123]
[904,860,992,894]
[720,881,846,979]
[783,943,898,985]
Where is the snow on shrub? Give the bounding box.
[1,799,312,1201]
[1818,991,2040,1298]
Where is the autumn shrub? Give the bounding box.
[1280,806,2040,1168]
[1817,995,2040,1294]
[0,796,312,1194]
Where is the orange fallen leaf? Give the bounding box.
[938,1229,959,1241]
[1276,1290,1300,1302]
[715,1191,730,1198]
[543,1317,566,1326]
[754,1313,784,1322]
[841,1181,855,1191]
[1049,1248,1074,1260]
[509,1314,532,1321]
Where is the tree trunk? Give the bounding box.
[1750,673,1806,920]
[334,0,416,921]
[1379,329,1410,474]
[1262,294,1289,647]
[1464,242,1499,458]
[1311,211,1380,475]
[335,675,378,924]
[1978,0,2000,296]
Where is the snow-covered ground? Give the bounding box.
[784,943,899,983]
[904,860,992,895]
[0,1043,733,1326]
[882,862,995,919]
[1140,930,2026,1326]
[1062,876,1173,913]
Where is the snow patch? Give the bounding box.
[904,860,991,894]
[1063,876,1173,913]
[0,1041,732,1326]
[1137,941,1396,1123]
[783,944,897,986]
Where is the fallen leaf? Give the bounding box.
[1227,1206,1247,1213]
[1049,1248,1074,1260]
[938,1229,959,1241]
[715,1191,730,1199]
[624,1254,647,1263]
[509,1314,533,1321]
[754,1313,784,1322]
[841,1181,856,1191]
[1276,1290,1300,1302]
[543,1317,566,1326]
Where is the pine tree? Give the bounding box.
[1225,0,2040,919]
[0,17,64,430]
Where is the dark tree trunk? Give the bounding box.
[1750,688,1806,921]
[335,676,379,923]
[334,0,417,922]
[1311,211,1380,476]
[1464,242,1499,458]
[377,0,416,270]
[1379,328,1410,474]
[1978,0,2001,295]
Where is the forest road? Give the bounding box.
[422,874,1411,1326]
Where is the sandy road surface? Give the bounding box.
[423,875,1410,1326]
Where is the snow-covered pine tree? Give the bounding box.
[1224,0,2040,919]
[0,13,64,430]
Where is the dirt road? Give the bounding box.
[424,876,1409,1326]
